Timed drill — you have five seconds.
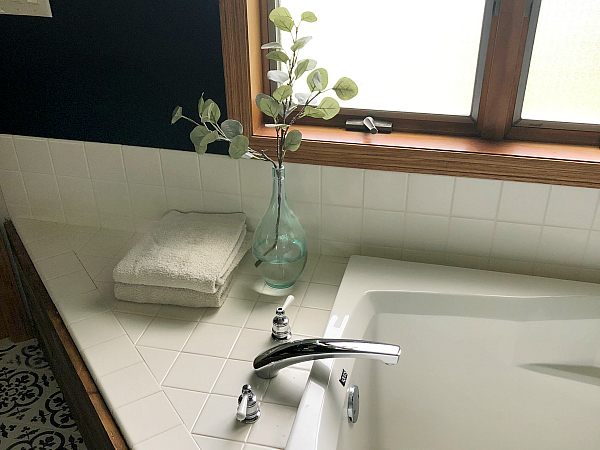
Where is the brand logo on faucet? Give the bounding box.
[339,369,348,386]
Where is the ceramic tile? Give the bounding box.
[200,154,241,194]
[25,234,71,260]
[85,141,126,182]
[0,134,19,170]
[57,176,96,212]
[98,362,161,410]
[77,253,112,279]
[113,392,181,446]
[237,252,260,276]
[361,209,404,247]
[544,185,599,229]
[183,323,241,358]
[319,240,361,258]
[133,425,199,450]
[200,298,256,327]
[166,187,204,213]
[64,210,101,228]
[62,230,94,252]
[363,169,407,211]
[491,222,542,262]
[321,166,364,207]
[6,202,32,219]
[401,248,447,265]
[536,226,589,266]
[83,334,142,379]
[451,177,501,220]
[192,394,251,442]
[577,268,600,283]
[156,304,206,321]
[292,307,330,337]
[245,301,299,332]
[34,251,83,280]
[288,201,320,239]
[488,258,534,276]
[262,367,309,407]
[203,192,243,213]
[22,172,62,210]
[258,281,308,304]
[497,181,550,225]
[137,317,197,351]
[226,276,265,301]
[129,183,168,219]
[406,173,454,215]
[239,158,272,198]
[243,445,280,450]
[242,196,270,231]
[446,217,495,257]
[583,230,600,269]
[45,270,96,301]
[284,162,320,203]
[162,353,226,392]
[310,260,346,285]
[211,359,270,400]
[163,387,208,431]
[68,311,125,349]
[160,148,202,190]
[30,206,66,223]
[114,311,154,343]
[300,283,338,310]
[13,136,53,174]
[137,346,179,384]
[321,205,362,243]
[122,145,164,186]
[445,253,489,270]
[49,139,90,178]
[229,328,277,362]
[98,213,136,232]
[533,263,582,281]
[297,257,317,282]
[54,288,114,325]
[193,436,244,450]
[246,402,296,449]
[0,170,28,204]
[77,232,129,258]
[361,244,403,260]
[92,179,132,216]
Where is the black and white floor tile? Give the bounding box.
[0,338,87,450]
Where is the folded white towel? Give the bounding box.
[113,210,248,294]
[114,274,235,308]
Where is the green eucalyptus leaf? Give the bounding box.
[229,134,249,159]
[315,97,340,120]
[197,94,205,116]
[273,85,293,102]
[269,7,294,32]
[201,100,221,123]
[189,125,210,149]
[266,51,289,63]
[264,123,290,129]
[295,93,311,104]
[307,68,328,92]
[194,129,218,154]
[283,129,302,151]
[302,106,326,119]
[284,103,298,118]
[261,42,283,49]
[291,36,312,52]
[332,77,359,101]
[171,106,183,124]
[301,11,317,22]
[267,70,290,84]
[259,97,283,119]
[255,93,272,110]
[221,119,243,139]
[294,58,317,79]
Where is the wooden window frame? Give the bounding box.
[219,0,600,188]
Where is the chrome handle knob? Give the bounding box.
[237,384,260,423]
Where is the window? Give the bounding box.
[219,0,600,188]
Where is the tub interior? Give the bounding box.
[335,292,600,450]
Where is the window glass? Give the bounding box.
[520,0,600,125]
[277,0,488,116]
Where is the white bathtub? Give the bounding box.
[286,256,600,450]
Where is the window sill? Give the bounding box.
[249,125,600,188]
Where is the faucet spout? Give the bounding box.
[253,338,401,379]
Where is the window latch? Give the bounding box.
[345,117,392,134]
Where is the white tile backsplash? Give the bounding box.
[5,135,600,282]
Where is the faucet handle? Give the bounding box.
[237,384,260,423]
[272,295,295,341]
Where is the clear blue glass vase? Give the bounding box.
[252,166,308,289]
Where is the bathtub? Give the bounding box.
[286,256,600,450]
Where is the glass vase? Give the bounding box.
[252,166,307,289]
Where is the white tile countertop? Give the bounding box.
[12,218,347,450]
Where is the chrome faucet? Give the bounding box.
[236,384,260,423]
[253,338,401,379]
[271,295,295,341]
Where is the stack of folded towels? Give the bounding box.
[113,210,250,308]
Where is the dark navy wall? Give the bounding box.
[0,0,227,152]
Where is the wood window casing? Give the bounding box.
[219,0,600,188]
